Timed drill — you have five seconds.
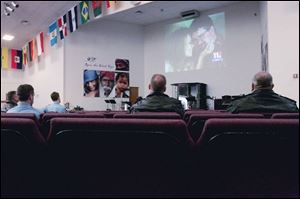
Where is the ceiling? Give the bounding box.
[1,1,238,49]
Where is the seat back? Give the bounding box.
[193,119,299,196]
[271,112,299,119]
[41,112,105,139]
[113,112,181,119]
[48,118,192,196]
[187,113,264,141]
[183,110,227,122]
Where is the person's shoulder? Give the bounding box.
[277,94,297,104]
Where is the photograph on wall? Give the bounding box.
[99,71,115,97]
[83,70,100,97]
[110,72,130,98]
[115,58,129,71]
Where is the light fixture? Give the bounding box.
[11,1,19,8]
[2,34,15,41]
[4,3,14,12]
[4,9,10,16]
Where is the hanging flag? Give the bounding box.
[68,5,78,33]
[80,1,90,24]
[11,49,23,69]
[36,32,44,56]
[26,44,30,63]
[49,21,58,46]
[106,1,116,8]
[58,15,68,40]
[92,1,102,18]
[1,48,9,69]
[28,40,35,61]
[22,45,27,66]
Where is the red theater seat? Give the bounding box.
[192,118,299,196]
[48,118,193,196]
[187,113,264,141]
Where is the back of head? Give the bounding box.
[252,71,273,90]
[17,84,34,101]
[51,92,60,101]
[150,74,167,93]
[6,91,16,102]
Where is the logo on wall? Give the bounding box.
[83,58,130,98]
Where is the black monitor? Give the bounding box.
[109,99,116,104]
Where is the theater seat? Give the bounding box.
[193,119,299,197]
[1,119,46,197]
[187,113,264,141]
[48,118,193,196]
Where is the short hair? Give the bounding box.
[190,15,214,33]
[6,91,16,101]
[252,71,273,89]
[17,84,34,101]
[151,74,167,93]
[116,73,129,83]
[51,92,60,101]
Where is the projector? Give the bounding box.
[181,10,200,19]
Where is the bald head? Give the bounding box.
[150,74,167,93]
[252,71,274,91]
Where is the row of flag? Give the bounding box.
[1,1,117,70]
[49,1,116,46]
[1,32,44,69]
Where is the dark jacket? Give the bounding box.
[226,89,299,113]
[130,92,184,117]
[1,101,18,112]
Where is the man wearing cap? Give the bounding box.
[100,71,114,97]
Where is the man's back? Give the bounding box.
[131,92,184,117]
[7,102,42,119]
[227,89,299,113]
[44,102,66,113]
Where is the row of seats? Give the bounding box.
[1,111,298,142]
[2,116,298,197]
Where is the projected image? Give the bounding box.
[165,12,225,73]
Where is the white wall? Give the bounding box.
[1,36,64,109]
[144,1,262,100]
[64,19,144,110]
[267,1,299,106]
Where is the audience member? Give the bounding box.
[227,71,299,113]
[44,92,66,113]
[7,84,42,119]
[130,74,184,116]
[1,91,19,112]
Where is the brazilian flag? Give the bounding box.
[80,1,90,24]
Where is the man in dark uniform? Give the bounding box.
[130,74,184,117]
[227,71,299,113]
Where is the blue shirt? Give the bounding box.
[44,101,66,113]
[7,102,43,119]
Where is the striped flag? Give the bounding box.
[49,21,58,46]
[28,40,35,61]
[68,5,78,33]
[80,1,90,24]
[36,32,44,56]
[1,48,9,69]
[11,49,23,69]
[92,1,102,18]
[22,45,27,66]
[106,1,116,8]
[58,15,68,40]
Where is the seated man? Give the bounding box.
[1,91,19,112]
[227,71,299,113]
[44,92,66,113]
[7,84,42,119]
[130,74,184,117]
